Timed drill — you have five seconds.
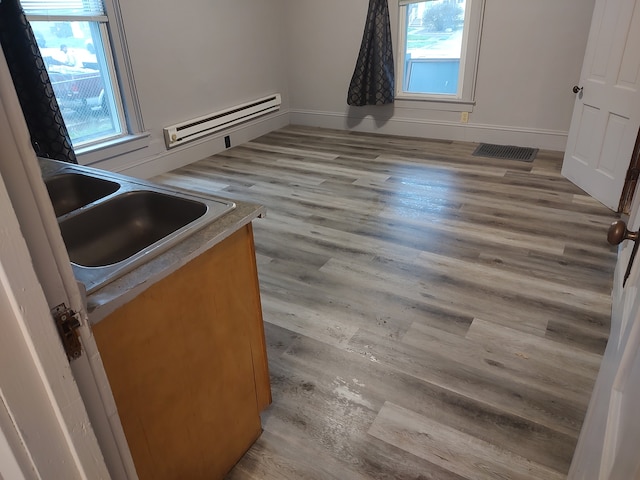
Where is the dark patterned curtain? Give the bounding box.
[0,0,78,163]
[347,0,394,106]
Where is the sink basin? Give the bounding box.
[45,172,120,217]
[59,191,208,266]
[39,158,237,294]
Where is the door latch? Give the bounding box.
[51,303,82,360]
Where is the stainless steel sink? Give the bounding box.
[45,172,120,216]
[59,191,208,267]
[39,160,236,294]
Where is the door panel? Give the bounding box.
[562,0,640,211]
[619,2,640,85]
[573,105,601,164]
[600,113,629,175]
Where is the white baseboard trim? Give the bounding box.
[113,111,290,179]
[289,109,569,152]
[93,108,566,179]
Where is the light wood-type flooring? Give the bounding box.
[153,126,619,480]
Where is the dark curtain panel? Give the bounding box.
[347,0,394,106]
[0,0,78,163]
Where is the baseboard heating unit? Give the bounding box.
[163,93,281,149]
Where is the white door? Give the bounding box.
[568,193,640,477]
[561,0,640,211]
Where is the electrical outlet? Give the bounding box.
[461,112,469,123]
[224,135,231,148]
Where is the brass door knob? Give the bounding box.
[608,220,639,245]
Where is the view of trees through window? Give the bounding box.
[402,0,466,95]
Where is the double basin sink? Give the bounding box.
[42,162,235,294]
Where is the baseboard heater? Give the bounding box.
[163,93,281,149]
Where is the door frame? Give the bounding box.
[618,127,640,213]
[568,159,640,477]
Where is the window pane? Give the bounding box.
[31,21,123,147]
[403,0,466,95]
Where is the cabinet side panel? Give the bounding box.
[245,222,272,411]
[93,226,263,480]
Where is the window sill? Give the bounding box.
[75,133,150,166]
[394,96,475,112]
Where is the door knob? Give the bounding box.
[608,220,639,286]
[607,220,638,245]
[573,85,583,94]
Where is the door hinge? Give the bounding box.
[51,303,82,361]
[629,167,640,182]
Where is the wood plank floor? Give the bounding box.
[152,126,619,480]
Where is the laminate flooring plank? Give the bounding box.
[348,328,587,437]
[456,192,614,234]
[319,255,588,336]
[545,318,609,355]
[474,249,613,294]
[269,330,576,474]
[257,258,427,343]
[261,295,360,348]
[503,169,595,194]
[375,209,568,256]
[258,257,473,339]
[150,125,619,479]
[451,205,610,246]
[413,250,611,315]
[402,321,595,405]
[465,318,602,378]
[369,402,566,480]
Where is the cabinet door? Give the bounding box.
[93,224,269,480]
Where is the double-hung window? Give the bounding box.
[21,0,132,153]
[397,0,485,105]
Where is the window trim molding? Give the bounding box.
[103,0,145,135]
[394,98,475,112]
[395,0,486,109]
[75,131,149,165]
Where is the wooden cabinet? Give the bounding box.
[93,224,271,480]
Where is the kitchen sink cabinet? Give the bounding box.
[92,223,271,479]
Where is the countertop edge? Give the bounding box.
[86,202,265,325]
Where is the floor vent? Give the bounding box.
[472,143,538,162]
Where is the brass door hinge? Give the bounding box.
[51,303,82,360]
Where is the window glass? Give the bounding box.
[397,0,483,103]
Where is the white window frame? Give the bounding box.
[396,0,486,111]
[23,0,148,165]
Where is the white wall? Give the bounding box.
[121,0,289,132]
[92,0,290,177]
[286,0,596,150]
